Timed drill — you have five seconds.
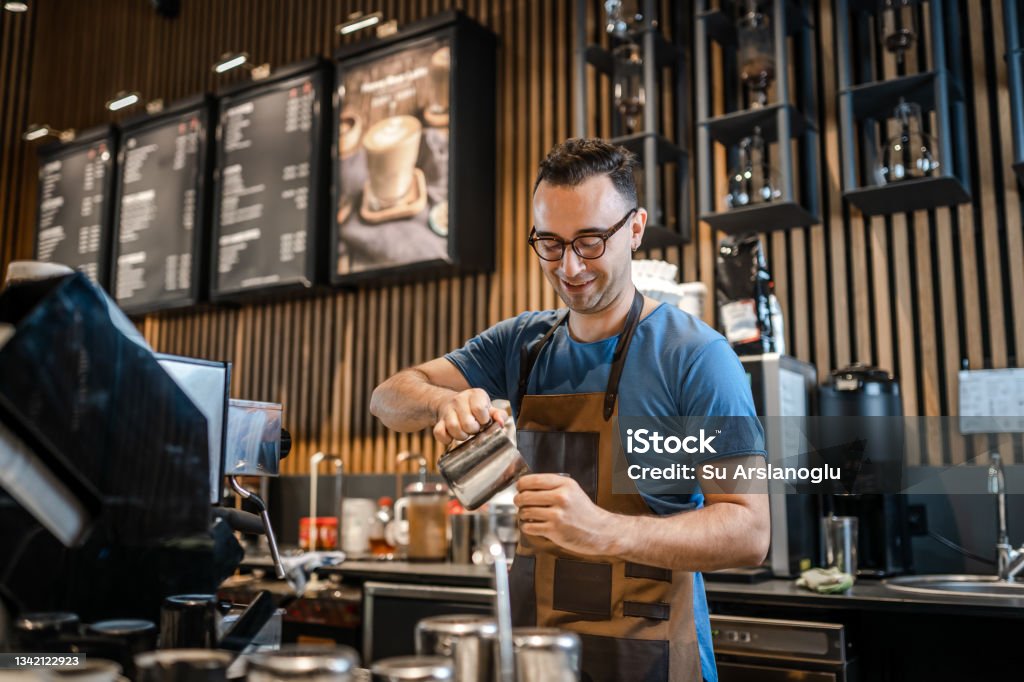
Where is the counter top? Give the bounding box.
[241,552,1022,617]
[317,560,494,587]
[704,577,1024,618]
[241,554,493,587]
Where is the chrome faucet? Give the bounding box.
[988,452,1024,581]
[309,452,344,552]
[396,451,427,499]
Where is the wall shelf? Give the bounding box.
[702,103,816,146]
[835,0,971,213]
[573,0,691,246]
[695,0,821,234]
[700,200,817,235]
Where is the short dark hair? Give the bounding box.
[533,138,638,206]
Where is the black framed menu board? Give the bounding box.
[111,95,214,314]
[211,59,330,300]
[331,11,496,284]
[34,126,117,288]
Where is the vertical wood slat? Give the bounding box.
[4,0,1024,473]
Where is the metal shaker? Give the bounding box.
[510,628,581,682]
[415,614,497,681]
[135,649,233,682]
[159,594,219,649]
[369,656,454,681]
[438,420,529,510]
[245,644,360,681]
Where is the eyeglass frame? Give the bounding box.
[527,207,639,261]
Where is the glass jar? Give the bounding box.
[726,127,783,208]
[737,0,775,109]
[394,482,450,561]
[612,42,645,135]
[875,98,939,184]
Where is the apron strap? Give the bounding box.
[603,289,644,420]
[515,310,568,416]
[515,289,646,421]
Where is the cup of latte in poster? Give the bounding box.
[335,37,451,275]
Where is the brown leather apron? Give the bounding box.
[509,290,703,682]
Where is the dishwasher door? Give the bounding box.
[711,614,856,682]
[362,581,496,663]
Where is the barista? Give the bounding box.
[371,138,770,682]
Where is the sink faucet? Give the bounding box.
[310,452,343,552]
[396,451,427,499]
[476,532,515,682]
[988,452,1024,581]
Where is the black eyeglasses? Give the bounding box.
[528,207,638,262]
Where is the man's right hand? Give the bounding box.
[432,388,507,446]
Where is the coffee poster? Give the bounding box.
[335,36,451,275]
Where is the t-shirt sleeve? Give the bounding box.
[443,316,519,401]
[678,338,767,459]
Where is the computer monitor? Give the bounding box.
[155,354,231,504]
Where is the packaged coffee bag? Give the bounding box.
[716,233,783,355]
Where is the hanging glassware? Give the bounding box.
[726,127,783,208]
[880,0,915,67]
[613,42,645,135]
[875,98,939,184]
[737,0,775,109]
[604,0,645,37]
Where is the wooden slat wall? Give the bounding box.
[1,0,1022,472]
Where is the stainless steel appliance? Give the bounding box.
[362,582,495,664]
[711,615,856,681]
[740,353,820,577]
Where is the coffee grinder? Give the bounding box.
[817,364,913,577]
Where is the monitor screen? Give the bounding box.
[156,354,230,503]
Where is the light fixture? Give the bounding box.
[336,11,383,35]
[106,91,142,112]
[22,124,75,143]
[3,2,29,13]
[212,51,271,80]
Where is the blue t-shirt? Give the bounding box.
[445,303,765,682]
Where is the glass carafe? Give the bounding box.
[613,42,645,135]
[604,0,644,37]
[726,127,783,208]
[875,98,939,184]
[880,0,915,66]
[738,0,775,109]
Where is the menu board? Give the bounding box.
[212,69,325,298]
[34,130,116,287]
[112,103,210,313]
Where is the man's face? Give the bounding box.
[532,175,644,314]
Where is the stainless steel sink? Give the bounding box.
[883,574,1024,598]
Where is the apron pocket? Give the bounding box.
[623,600,671,620]
[553,558,611,618]
[509,554,537,626]
[516,430,600,501]
[625,562,673,582]
[578,632,670,682]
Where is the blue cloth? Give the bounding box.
[446,303,766,682]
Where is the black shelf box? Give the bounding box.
[700,201,818,235]
[844,176,970,216]
[702,103,815,147]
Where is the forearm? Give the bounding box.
[370,368,456,432]
[602,501,769,572]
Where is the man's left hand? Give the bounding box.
[513,473,614,556]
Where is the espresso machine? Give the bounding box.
[0,268,291,639]
[818,364,913,577]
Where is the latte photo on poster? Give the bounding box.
[335,36,451,276]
